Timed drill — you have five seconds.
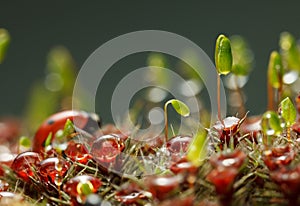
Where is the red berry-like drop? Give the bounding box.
[211,116,241,149]
[145,175,182,201]
[11,152,42,182]
[167,135,192,154]
[271,164,300,203]
[263,145,295,171]
[63,175,102,205]
[207,149,246,205]
[207,167,238,195]
[38,157,70,188]
[64,141,91,164]
[115,183,148,204]
[90,134,125,164]
[170,157,197,175]
[167,135,192,162]
[210,149,246,169]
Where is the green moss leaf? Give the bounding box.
[44,132,53,148]
[63,119,75,136]
[0,28,10,63]
[215,34,233,75]
[279,97,297,127]
[166,99,190,117]
[187,129,207,166]
[268,51,283,89]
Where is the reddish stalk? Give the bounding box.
[267,77,274,111]
[217,75,222,121]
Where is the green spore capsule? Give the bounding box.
[268,51,283,89]
[215,34,233,75]
[0,29,10,63]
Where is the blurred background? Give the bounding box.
[0,1,300,125]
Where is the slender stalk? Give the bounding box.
[164,102,169,143]
[217,74,221,121]
[277,76,283,109]
[267,76,274,111]
[287,126,291,141]
[217,74,225,126]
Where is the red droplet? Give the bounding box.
[170,157,198,175]
[64,141,91,164]
[167,135,192,154]
[145,175,182,201]
[38,157,70,187]
[63,175,102,198]
[211,116,240,149]
[207,167,238,195]
[11,152,42,182]
[263,145,295,171]
[210,149,246,170]
[271,164,300,198]
[90,134,125,164]
[167,135,192,162]
[115,183,148,204]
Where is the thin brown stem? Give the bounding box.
[217,75,225,126]
[164,102,168,143]
[287,126,291,141]
[267,76,274,111]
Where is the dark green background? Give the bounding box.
[0,1,299,120]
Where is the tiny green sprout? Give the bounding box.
[279,97,297,127]
[0,28,10,63]
[19,136,31,148]
[164,99,190,142]
[279,97,296,140]
[63,119,75,137]
[267,51,284,110]
[44,132,53,148]
[215,34,233,122]
[78,182,93,196]
[187,129,207,167]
